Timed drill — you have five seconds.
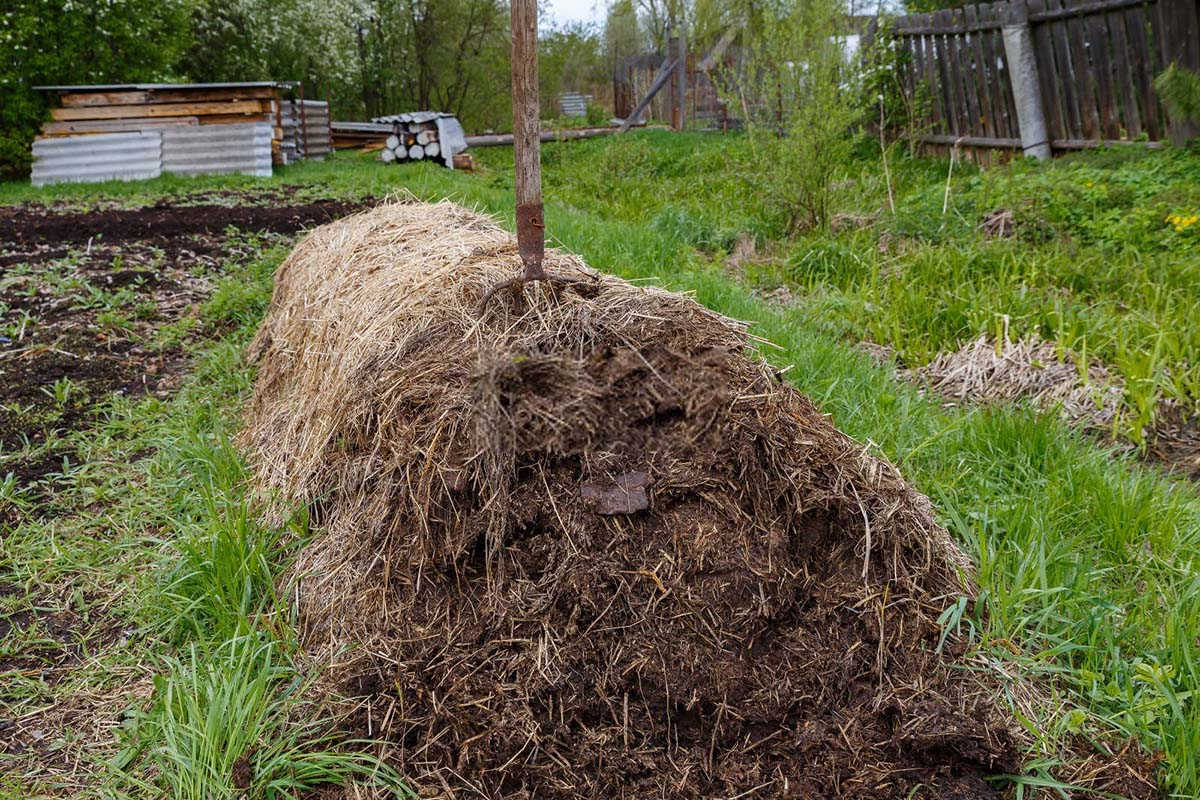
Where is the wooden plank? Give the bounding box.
[57,87,278,107]
[1148,0,1171,138]
[949,13,974,134]
[978,3,1011,138]
[1109,7,1144,136]
[916,34,936,133]
[987,2,1018,138]
[51,100,268,121]
[952,9,983,135]
[619,57,678,132]
[964,6,996,136]
[934,11,965,133]
[1125,3,1159,139]
[921,133,1021,145]
[146,87,279,103]
[1045,0,1084,137]
[1028,0,1156,19]
[197,113,274,125]
[1027,0,1067,139]
[1158,0,1200,69]
[1063,0,1102,137]
[1086,10,1121,138]
[920,132,1164,148]
[1156,0,1200,141]
[916,33,945,131]
[40,116,199,134]
[59,91,153,107]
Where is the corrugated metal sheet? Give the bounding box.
[559,93,587,117]
[280,101,331,160]
[31,132,162,187]
[35,81,292,91]
[372,111,453,125]
[161,123,273,177]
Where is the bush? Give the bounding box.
[1154,64,1200,127]
[715,0,860,234]
[585,102,609,127]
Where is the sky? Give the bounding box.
[544,0,606,28]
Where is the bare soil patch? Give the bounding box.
[0,195,371,515]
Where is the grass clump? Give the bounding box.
[117,634,406,800]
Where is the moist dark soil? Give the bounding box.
[0,196,371,518]
[1,198,367,250]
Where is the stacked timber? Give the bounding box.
[330,122,393,150]
[370,112,468,168]
[30,82,329,185]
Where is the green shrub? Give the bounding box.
[585,102,609,127]
[715,0,860,233]
[1154,64,1200,127]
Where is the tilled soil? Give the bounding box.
[0,196,371,518]
[0,192,374,778]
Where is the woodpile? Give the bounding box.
[371,112,458,166]
[331,112,469,168]
[330,122,392,150]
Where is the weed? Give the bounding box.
[41,376,80,407]
[114,634,409,799]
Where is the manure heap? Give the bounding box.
[241,201,1144,798]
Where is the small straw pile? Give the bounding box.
[913,333,1124,433]
[241,201,1154,799]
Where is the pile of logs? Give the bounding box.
[379,126,442,163]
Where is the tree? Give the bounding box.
[715,0,860,232]
[540,21,607,115]
[0,0,190,177]
[179,0,360,103]
[348,0,511,130]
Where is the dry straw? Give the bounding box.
[241,200,1155,799]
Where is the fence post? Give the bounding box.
[1001,0,1052,159]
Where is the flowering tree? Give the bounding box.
[1,0,190,176]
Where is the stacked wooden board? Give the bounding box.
[331,122,393,150]
[31,83,331,184]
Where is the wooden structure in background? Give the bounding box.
[35,82,331,165]
[879,0,1200,154]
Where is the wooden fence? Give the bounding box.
[880,0,1200,154]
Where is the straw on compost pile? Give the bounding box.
[241,201,1145,799]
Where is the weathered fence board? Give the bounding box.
[887,0,1199,153]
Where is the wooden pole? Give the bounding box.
[677,14,687,131]
[668,27,680,129]
[511,0,545,280]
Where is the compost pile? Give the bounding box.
[242,201,1027,798]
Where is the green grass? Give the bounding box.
[470,133,1200,442]
[2,137,1200,796]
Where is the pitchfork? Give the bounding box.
[479,0,588,307]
